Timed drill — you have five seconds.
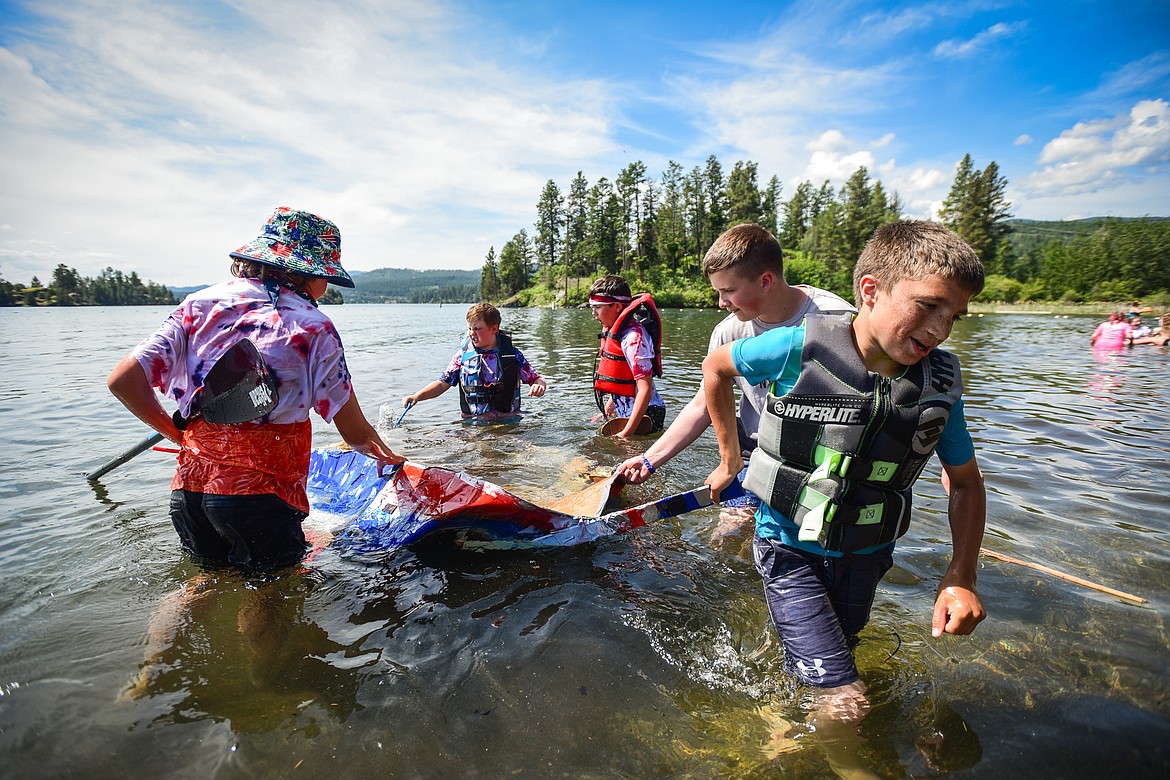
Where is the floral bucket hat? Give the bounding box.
[230,206,355,288]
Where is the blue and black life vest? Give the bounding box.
[458,331,521,415]
[743,314,963,552]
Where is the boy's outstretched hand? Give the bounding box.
[527,378,547,397]
[931,582,986,637]
[616,454,652,483]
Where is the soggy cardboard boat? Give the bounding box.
[307,448,741,552]
[307,448,623,551]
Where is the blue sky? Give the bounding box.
[1,0,1168,287]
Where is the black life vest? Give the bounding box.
[593,294,663,413]
[458,331,521,415]
[743,314,963,552]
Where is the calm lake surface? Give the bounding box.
[1,304,1168,779]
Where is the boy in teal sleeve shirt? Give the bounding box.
[703,221,988,744]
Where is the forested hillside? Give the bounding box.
[342,267,480,303]
[1002,217,1170,256]
[480,152,1169,308]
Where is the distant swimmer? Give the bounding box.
[1131,313,1170,347]
[1090,312,1133,349]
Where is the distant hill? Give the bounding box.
[168,284,209,298]
[167,267,481,304]
[343,267,480,304]
[1004,216,1170,255]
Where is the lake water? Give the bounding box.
[1,304,1168,779]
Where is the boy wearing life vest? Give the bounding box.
[403,303,546,420]
[703,221,987,736]
[107,207,405,570]
[617,224,854,545]
[590,275,666,437]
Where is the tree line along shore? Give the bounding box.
[478,153,1168,315]
[5,152,1166,312]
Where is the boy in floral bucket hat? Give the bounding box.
[107,207,404,570]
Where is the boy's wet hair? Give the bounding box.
[466,302,501,327]
[701,223,784,280]
[853,221,984,303]
[589,274,632,298]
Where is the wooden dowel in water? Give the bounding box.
[979,547,1148,605]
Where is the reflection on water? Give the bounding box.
[1,306,1168,778]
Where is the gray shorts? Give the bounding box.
[752,536,893,688]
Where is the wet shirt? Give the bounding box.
[609,320,665,416]
[1092,320,1131,348]
[708,285,855,451]
[132,277,353,424]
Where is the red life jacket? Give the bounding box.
[593,293,663,412]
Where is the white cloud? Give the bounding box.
[1015,134,1033,145]
[803,130,877,183]
[851,7,937,40]
[933,21,1025,59]
[1024,99,1170,197]
[883,166,951,219]
[1084,52,1170,105]
[671,55,896,179]
[0,0,621,285]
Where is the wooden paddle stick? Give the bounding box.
[85,433,165,481]
[979,547,1147,604]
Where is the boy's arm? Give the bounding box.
[108,354,184,445]
[519,354,546,396]
[405,350,462,407]
[333,392,406,468]
[402,380,450,407]
[702,343,744,500]
[618,387,711,481]
[615,377,653,438]
[933,455,987,637]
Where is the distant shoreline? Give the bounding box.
[967,302,1163,317]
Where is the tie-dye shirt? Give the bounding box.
[133,277,352,424]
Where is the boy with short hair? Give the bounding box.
[703,220,987,728]
[618,224,854,542]
[589,274,666,437]
[403,302,546,420]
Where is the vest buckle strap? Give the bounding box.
[795,485,837,545]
